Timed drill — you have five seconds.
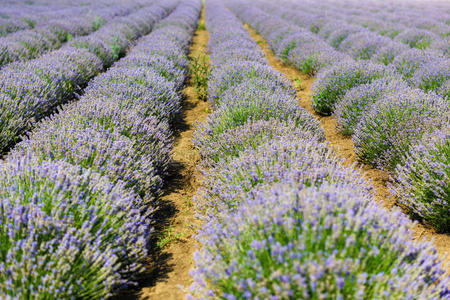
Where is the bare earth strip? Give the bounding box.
[244,24,450,272]
[119,8,210,300]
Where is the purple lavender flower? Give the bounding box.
[334,77,409,136]
[194,118,325,167]
[392,125,450,232]
[0,155,150,298]
[395,28,438,49]
[197,137,368,215]
[353,87,448,170]
[190,183,449,299]
[312,60,387,115]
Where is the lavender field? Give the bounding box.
[0,0,448,298]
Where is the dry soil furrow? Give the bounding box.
[120,8,210,300]
[245,24,450,271]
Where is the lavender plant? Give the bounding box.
[334,77,409,136]
[196,81,321,140]
[194,118,325,167]
[392,126,450,232]
[208,61,292,104]
[0,156,150,298]
[411,58,450,97]
[190,183,450,299]
[354,88,448,171]
[395,28,437,49]
[14,116,163,202]
[311,60,386,115]
[392,49,440,81]
[197,137,368,215]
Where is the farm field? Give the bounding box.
[0,0,448,299]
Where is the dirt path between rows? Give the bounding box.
[118,8,210,300]
[245,25,450,272]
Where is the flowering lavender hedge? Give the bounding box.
[0,0,202,297]
[0,0,158,67]
[230,0,450,233]
[0,1,178,155]
[353,88,448,171]
[392,125,450,232]
[334,77,409,136]
[194,118,324,167]
[311,61,387,115]
[191,183,449,299]
[197,137,368,216]
[190,0,450,298]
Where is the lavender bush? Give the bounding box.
[198,137,368,216]
[395,28,438,49]
[392,49,440,81]
[196,81,321,140]
[208,61,292,104]
[311,60,386,115]
[190,183,450,299]
[392,126,450,232]
[84,67,181,123]
[411,58,450,97]
[339,31,392,60]
[0,156,150,298]
[14,115,163,202]
[194,118,325,167]
[334,77,409,136]
[354,88,448,171]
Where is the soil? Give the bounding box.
[245,25,450,273]
[117,8,210,300]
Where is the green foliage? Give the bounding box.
[190,54,211,101]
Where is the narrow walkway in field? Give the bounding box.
[120,9,210,300]
[245,25,450,271]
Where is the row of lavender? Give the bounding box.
[0,1,177,155]
[0,0,201,297]
[0,0,136,37]
[295,0,450,41]
[253,0,449,99]
[0,0,157,36]
[268,0,450,54]
[0,0,153,68]
[314,1,449,47]
[188,0,449,298]
[230,1,450,233]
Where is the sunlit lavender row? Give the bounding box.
[229,0,450,233]
[0,0,155,68]
[0,0,201,297]
[0,0,152,37]
[189,0,449,298]
[0,0,179,156]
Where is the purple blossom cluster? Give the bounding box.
[353,88,449,171]
[334,77,409,136]
[0,0,155,67]
[190,0,450,298]
[392,125,450,232]
[0,0,201,297]
[230,0,450,233]
[311,60,387,115]
[237,0,449,98]
[0,1,178,155]
[192,183,449,299]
